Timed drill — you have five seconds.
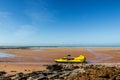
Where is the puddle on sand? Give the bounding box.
[86,48,113,63]
[0,52,16,57]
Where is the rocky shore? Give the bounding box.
[0,63,120,80]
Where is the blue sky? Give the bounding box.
[0,0,120,46]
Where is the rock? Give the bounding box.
[36,77,48,80]
[96,65,105,69]
[42,70,53,76]
[116,74,120,80]
[16,77,27,80]
[0,76,11,80]
[111,75,117,80]
[7,74,16,78]
[73,65,79,69]
[94,78,108,80]
[63,66,73,71]
[29,73,45,79]
[65,64,120,80]
[15,72,24,77]
[27,77,33,80]
[31,71,42,74]
[37,74,46,80]
[0,71,6,76]
[69,69,85,77]
[47,74,59,79]
[59,71,71,79]
[29,71,40,78]
[46,64,63,71]
[12,72,25,80]
[0,64,119,80]
[69,72,78,77]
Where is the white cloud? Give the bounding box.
[14,24,38,38]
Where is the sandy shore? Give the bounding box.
[0,47,120,74]
[0,63,46,75]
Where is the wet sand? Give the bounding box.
[92,48,120,63]
[86,48,113,63]
[0,63,46,75]
[0,47,120,74]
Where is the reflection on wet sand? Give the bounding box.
[86,48,113,63]
[0,52,16,57]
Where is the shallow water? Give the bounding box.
[86,48,113,63]
[0,52,15,57]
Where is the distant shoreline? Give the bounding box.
[0,46,120,49]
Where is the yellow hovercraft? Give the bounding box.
[55,54,86,63]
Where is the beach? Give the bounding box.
[0,47,120,79]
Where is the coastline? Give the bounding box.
[0,47,120,78]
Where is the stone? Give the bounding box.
[0,76,11,80]
[16,77,27,80]
[59,71,71,78]
[15,72,24,77]
[46,64,63,71]
[116,75,120,80]
[0,71,6,76]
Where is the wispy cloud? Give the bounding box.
[0,0,56,45]
[14,24,38,38]
[25,0,55,23]
[0,24,39,45]
[0,11,11,19]
[0,11,11,26]
[27,11,55,22]
[0,11,13,33]
[0,11,15,26]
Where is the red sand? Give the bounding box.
[0,48,120,74]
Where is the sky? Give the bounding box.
[0,0,120,46]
